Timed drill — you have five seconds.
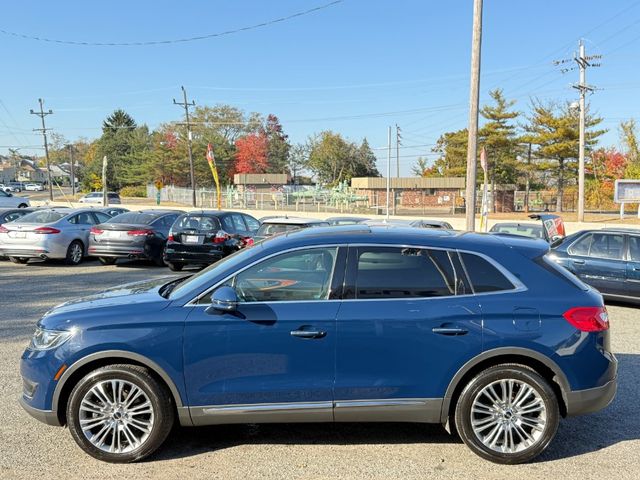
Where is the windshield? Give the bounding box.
[108,212,157,224]
[169,245,260,299]
[256,223,304,236]
[174,215,221,231]
[15,211,67,224]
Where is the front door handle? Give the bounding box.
[432,327,469,336]
[572,259,585,265]
[291,329,327,339]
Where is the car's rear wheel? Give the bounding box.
[454,364,559,464]
[167,262,183,272]
[65,241,84,266]
[152,255,166,267]
[9,257,29,264]
[66,364,174,463]
[98,257,117,265]
[18,203,28,208]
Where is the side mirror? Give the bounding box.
[206,286,238,313]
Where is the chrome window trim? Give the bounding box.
[186,242,526,307]
[186,244,342,306]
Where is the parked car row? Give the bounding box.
[0,189,30,208]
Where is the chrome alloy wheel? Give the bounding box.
[78,379,155,454]
[70,243,83,264]
[470,379,547,454]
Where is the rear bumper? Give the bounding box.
[164,248,224,265]
[566,376,617,416]
[88,245,148,259]
[0,246,64,259]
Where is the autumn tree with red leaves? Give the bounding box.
[234,132,269,173]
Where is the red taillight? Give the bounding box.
[244,237,255,247]
[563,306,609,332]
[0,224,7,233]
[33,227,61,235]
[168,234,174,242]
[90,227,104,235]
[213,230,229,244]
[127,229,153,236]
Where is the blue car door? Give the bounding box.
[333,246,483,422]
[625,234,640,298]
[183,246,346,425]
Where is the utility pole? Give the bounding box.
[465,0,483,231]
[395,124,401,178]
[173,86,196,207]
[555,40,600,222]
[386,126,391,220]
[67,144,76,197]
[30,98,54,201]
[525,142,532,214]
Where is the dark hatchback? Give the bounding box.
[0,207,35,224]
[88,210,183,266]
[550,227,640,303]
[163,211,260,271]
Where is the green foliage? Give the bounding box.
[307,132,379,185]
[431,128,468,177]
[119,185,147,197]
[620,119,640,178]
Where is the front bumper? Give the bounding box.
[19,396,61,426]
[566,376,617,416]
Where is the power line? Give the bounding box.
[0,1,343,46]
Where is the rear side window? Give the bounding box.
[231,214,247,232]
[16,211,67,223]
[588,233,624,260]
[174,215,221,231]
[568,234,592,256]
[459,252,515,293]
[629,236,640,262]
[353,247,470,299]
[243,215,260,232]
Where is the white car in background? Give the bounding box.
[24,183,44,191]
[0,189,30,208]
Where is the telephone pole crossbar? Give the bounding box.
[173,86,197,207]
[30,98,54,201]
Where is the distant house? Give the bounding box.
[17,159,48,183]
[0,162,17,184]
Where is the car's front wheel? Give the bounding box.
[454,364,559,464]
[9,257,29,264]
[66,364,174,463]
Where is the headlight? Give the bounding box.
[29,327,73,351]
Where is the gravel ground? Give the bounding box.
[0,259,638,480]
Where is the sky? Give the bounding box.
[1,0,639,176]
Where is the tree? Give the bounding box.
[411,157,429,176]
[354,138,380,177]
[620,119,640,178]
[235,133,269,173]
[524,101,605,211]
[288,143,310,184]
[431,128,468,177]
[102,109,136,134]
[479,89,520,186]
[263,114,290,174]
[307,132,379,185]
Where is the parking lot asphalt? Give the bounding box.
[0,259,639,480]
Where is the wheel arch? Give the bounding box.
[52,350,189,426]
[441,347,570,424]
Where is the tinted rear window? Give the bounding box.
[175,215,221,231]
[108,212,157,225]
[459,252,515,293]
[15,211,67,224]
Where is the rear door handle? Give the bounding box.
[432,327,469,336]
[572,259,585,265]
[291,329,327,339]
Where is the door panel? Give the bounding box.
[334,246,483,418]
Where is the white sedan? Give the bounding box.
[24,183,44,191]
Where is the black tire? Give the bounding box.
[152,255,166,267]
[167,262,183,272]
[66,364,175,463]
[18,203,28,208]
[64,240,84,266]
[454,364,559,464]
[98,257,117,265]
[9,257,29,264]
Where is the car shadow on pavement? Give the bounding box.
[152,354,639,463]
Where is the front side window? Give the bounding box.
[588,233,624,260]
[459,252,515,293]
[629,236,640,262]
[353,247,470,299]
[568,233,592,256]
[226,247,337,303]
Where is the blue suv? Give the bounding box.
[20,226,617,464]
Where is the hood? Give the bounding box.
[42,276,177,318]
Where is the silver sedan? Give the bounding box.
[0,208,114,265]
